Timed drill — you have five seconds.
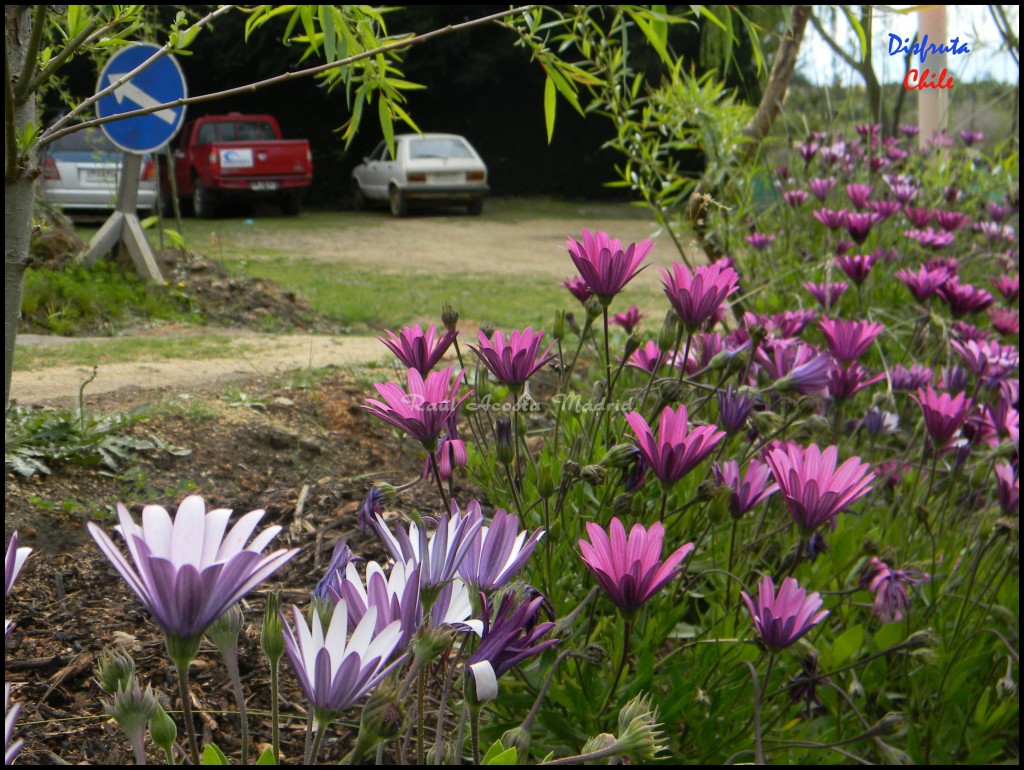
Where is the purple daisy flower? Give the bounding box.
[818,318,885,366]
[742,575,829,651]
[936,280,995,318]
[895,265,953,302]
[467,591,558,701]
[846,183,872,210]
[713,460,778,518]
[88,496,300,645]
[889,363,934,392]
[562,276,592,304]
[910,386,973,450]
[859,557,929,623]
[578,518,694,616]
[763,443,874,535]
[469,327,556,392]
[378,324,457,376]
[808,177,836,201]
[610,305,643,334]
[456,501,544,593]
[281,602,405,719]
[625,404,725,488]
[661,261,740,330]
[566,229,654,306]
[834,253,879,284]
[364,366,470,449]
[803,281,849,310]
[812,208,846,229]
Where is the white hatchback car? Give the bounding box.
[351,133,489,217]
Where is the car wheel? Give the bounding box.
[280,191,301,216]
[192,178,217,219]
[352,181,367,211]
[467,198,484,216]
[389,186,408,218]
[158,186,176,218]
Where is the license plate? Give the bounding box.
[250,181,279,191]
[83,169,117,184]
[428,172,463,183]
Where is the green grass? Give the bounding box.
[12,335,254,371]
[21,259,198,336]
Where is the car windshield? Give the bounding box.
[408,138,472,160]
[48,128,120,162]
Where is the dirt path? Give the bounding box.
[11,331,387,406]
[13,206,676,405]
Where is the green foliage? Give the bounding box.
[5,403,189,478]
[20,260,198,335]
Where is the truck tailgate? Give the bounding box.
[213,140,311,178]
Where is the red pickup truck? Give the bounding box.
[162,113,313,217]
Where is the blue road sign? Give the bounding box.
[96,42,188,154]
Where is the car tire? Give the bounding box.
[467,198,484,216]
[280,191,301,216]
[352,181,367,211]
[389,186,408,218]
[158,186,176,218]
[192,178,217,219]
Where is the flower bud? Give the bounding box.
[441,301,459,332]
[658,309,680,353]
[612,493,634,517]
[206,603,244,649]
[500,725,531,764]
[903,628,937,650]
[584,295,603,322]
[873,712,906,737]
[537,463,555,499]
[623,333,642,359]
[359,688,404,743]
[659,379,682,403]
[750,409,784,436]
[553,310,566,342]
[95,646,136,696]
[601,444,638,469]
[562,460,580,478]
[748,324,769,346]
[480,321,495,340]
[105,680,159,739]
[148,703,177,756]
[580,732,618,756]
[581,464,607,486]
[495,416,515,466]
[616,692,667,761]
[261,590,285,664]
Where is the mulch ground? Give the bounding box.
[4,370,480,765]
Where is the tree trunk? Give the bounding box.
[689,6,811,237]
[5,5,37,412]
[741,6,812,146]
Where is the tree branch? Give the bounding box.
[41,5,538,147]
[808,10,863,73]
[43,5,237,141]
[13,5,47,101]
[23,17,103,97]
[5,37,17,183]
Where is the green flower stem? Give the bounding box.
[417,665,427,766]
[598,616,633,721]
[174,661,200,766]
[469,700,483,765]
[428,452,449,510]
[218,644,249,765]
[270,656,281,764]
[309,714,331,765]
[563,318,595,390]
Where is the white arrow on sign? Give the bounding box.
[108,73,177,125]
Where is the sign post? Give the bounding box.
[79,43,188,281]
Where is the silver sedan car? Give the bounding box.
[39,127,158,214]
[351,133,489,217]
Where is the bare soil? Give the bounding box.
[5,203,654,764]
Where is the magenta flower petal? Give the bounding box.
[741,575,828,650]
[578,517,694,615]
